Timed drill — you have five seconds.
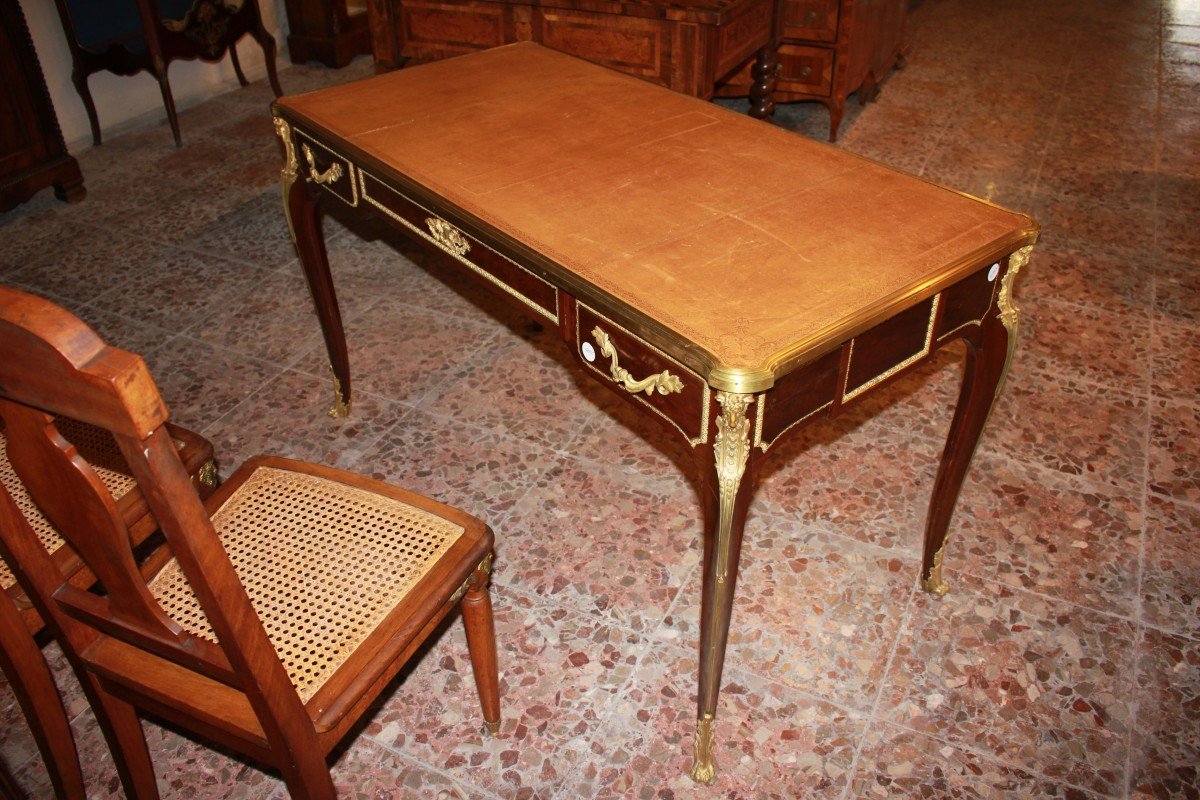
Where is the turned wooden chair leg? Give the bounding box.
[460,563,500,735]
[228,42,249,86]
[0,595,86,800]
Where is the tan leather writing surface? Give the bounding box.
[278,43,1037,390]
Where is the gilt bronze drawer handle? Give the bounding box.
[425,217,472,257]
[591,326,684,396]
[302,144,344,185]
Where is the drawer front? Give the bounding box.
[842,295,939,402]
[359,171,559,323]
[576,303,709,445]
[936,261,1000,342]
[780,0,839,43]
[777,43,834,96]
[297,131,357,206]
[535,8,674,88]
[399,0,511,58]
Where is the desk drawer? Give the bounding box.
[575,303,709,445]
[777,43,834,96]
[359,171,559,323]
[296,132,357,206]
[781,0,839,43]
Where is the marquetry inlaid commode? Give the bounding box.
[272,43,1038,785]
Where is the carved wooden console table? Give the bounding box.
[271,42,1038,783]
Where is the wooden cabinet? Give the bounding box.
[367,0,774,100]
[284,0,372,67]
[0,0,85,212]
[720,0,907,140]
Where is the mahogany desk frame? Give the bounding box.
[271,60,1038,783]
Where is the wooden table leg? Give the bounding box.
[921,246,1033,594]
[748,43,778,122]
[274,117,352,418]
[690,391,763,783]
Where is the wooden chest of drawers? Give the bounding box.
[719,0,907,140]
[367,0,774,100]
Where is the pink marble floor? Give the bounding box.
[1,0,1197,796]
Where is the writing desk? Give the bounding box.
[271,42,1038,783]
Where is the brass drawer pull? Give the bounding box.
[302,144,344,185]
[425,217,471,256]
[804,9,818,22]
[591,326,683,396]
[800,65,813,77]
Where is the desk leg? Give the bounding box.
[276,117,352,418]
[749,44,778,122]
[921,246,1032,594]
[691,391,762,784]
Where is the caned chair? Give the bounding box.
[1,416,217,800]
[0,286,500,800]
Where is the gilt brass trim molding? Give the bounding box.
[450,552,496,604]
[592,327,684,396]
[576,305,709,447]
[753,394,833,453]
[841,294,942,403]
[359,170,559,324]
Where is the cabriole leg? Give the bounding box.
[922,246,1033,594]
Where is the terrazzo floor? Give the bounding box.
[1,0,1198,796]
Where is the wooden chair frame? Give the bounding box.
[52,0,284,147]
[1,419,216,800]
[0,286,499,799]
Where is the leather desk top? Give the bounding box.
[277,43,1038,392]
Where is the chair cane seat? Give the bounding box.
[149,465,466,702]
[0,430,137,590]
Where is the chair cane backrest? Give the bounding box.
[0,287,315,760]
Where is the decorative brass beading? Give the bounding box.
[592,327,684,396]
[690,713,717,784]
[274,116,299,246]
[329,366,351,419]
[921,546,949,596]
[425,217,471,257]
[197,460,218,489]
[302,144,344,186]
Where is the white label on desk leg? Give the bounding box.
[581,341,596,362]
[988,262,1000,282]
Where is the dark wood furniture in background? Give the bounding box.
[0,285,499,800]
[0,420,216,800]
[368,0,775,101]
[720,0,908,139]
[284,0,372,67]
[52,0,284,147]
[0,0,85,213]
[273,43,1038,783]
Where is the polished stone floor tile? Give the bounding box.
[663,518,917,712]
[1141,495,1200,641]
[877,581,1135,796]
[555,644,863,800]
[1148,398,1200,504]
[1129,627,1200,800]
